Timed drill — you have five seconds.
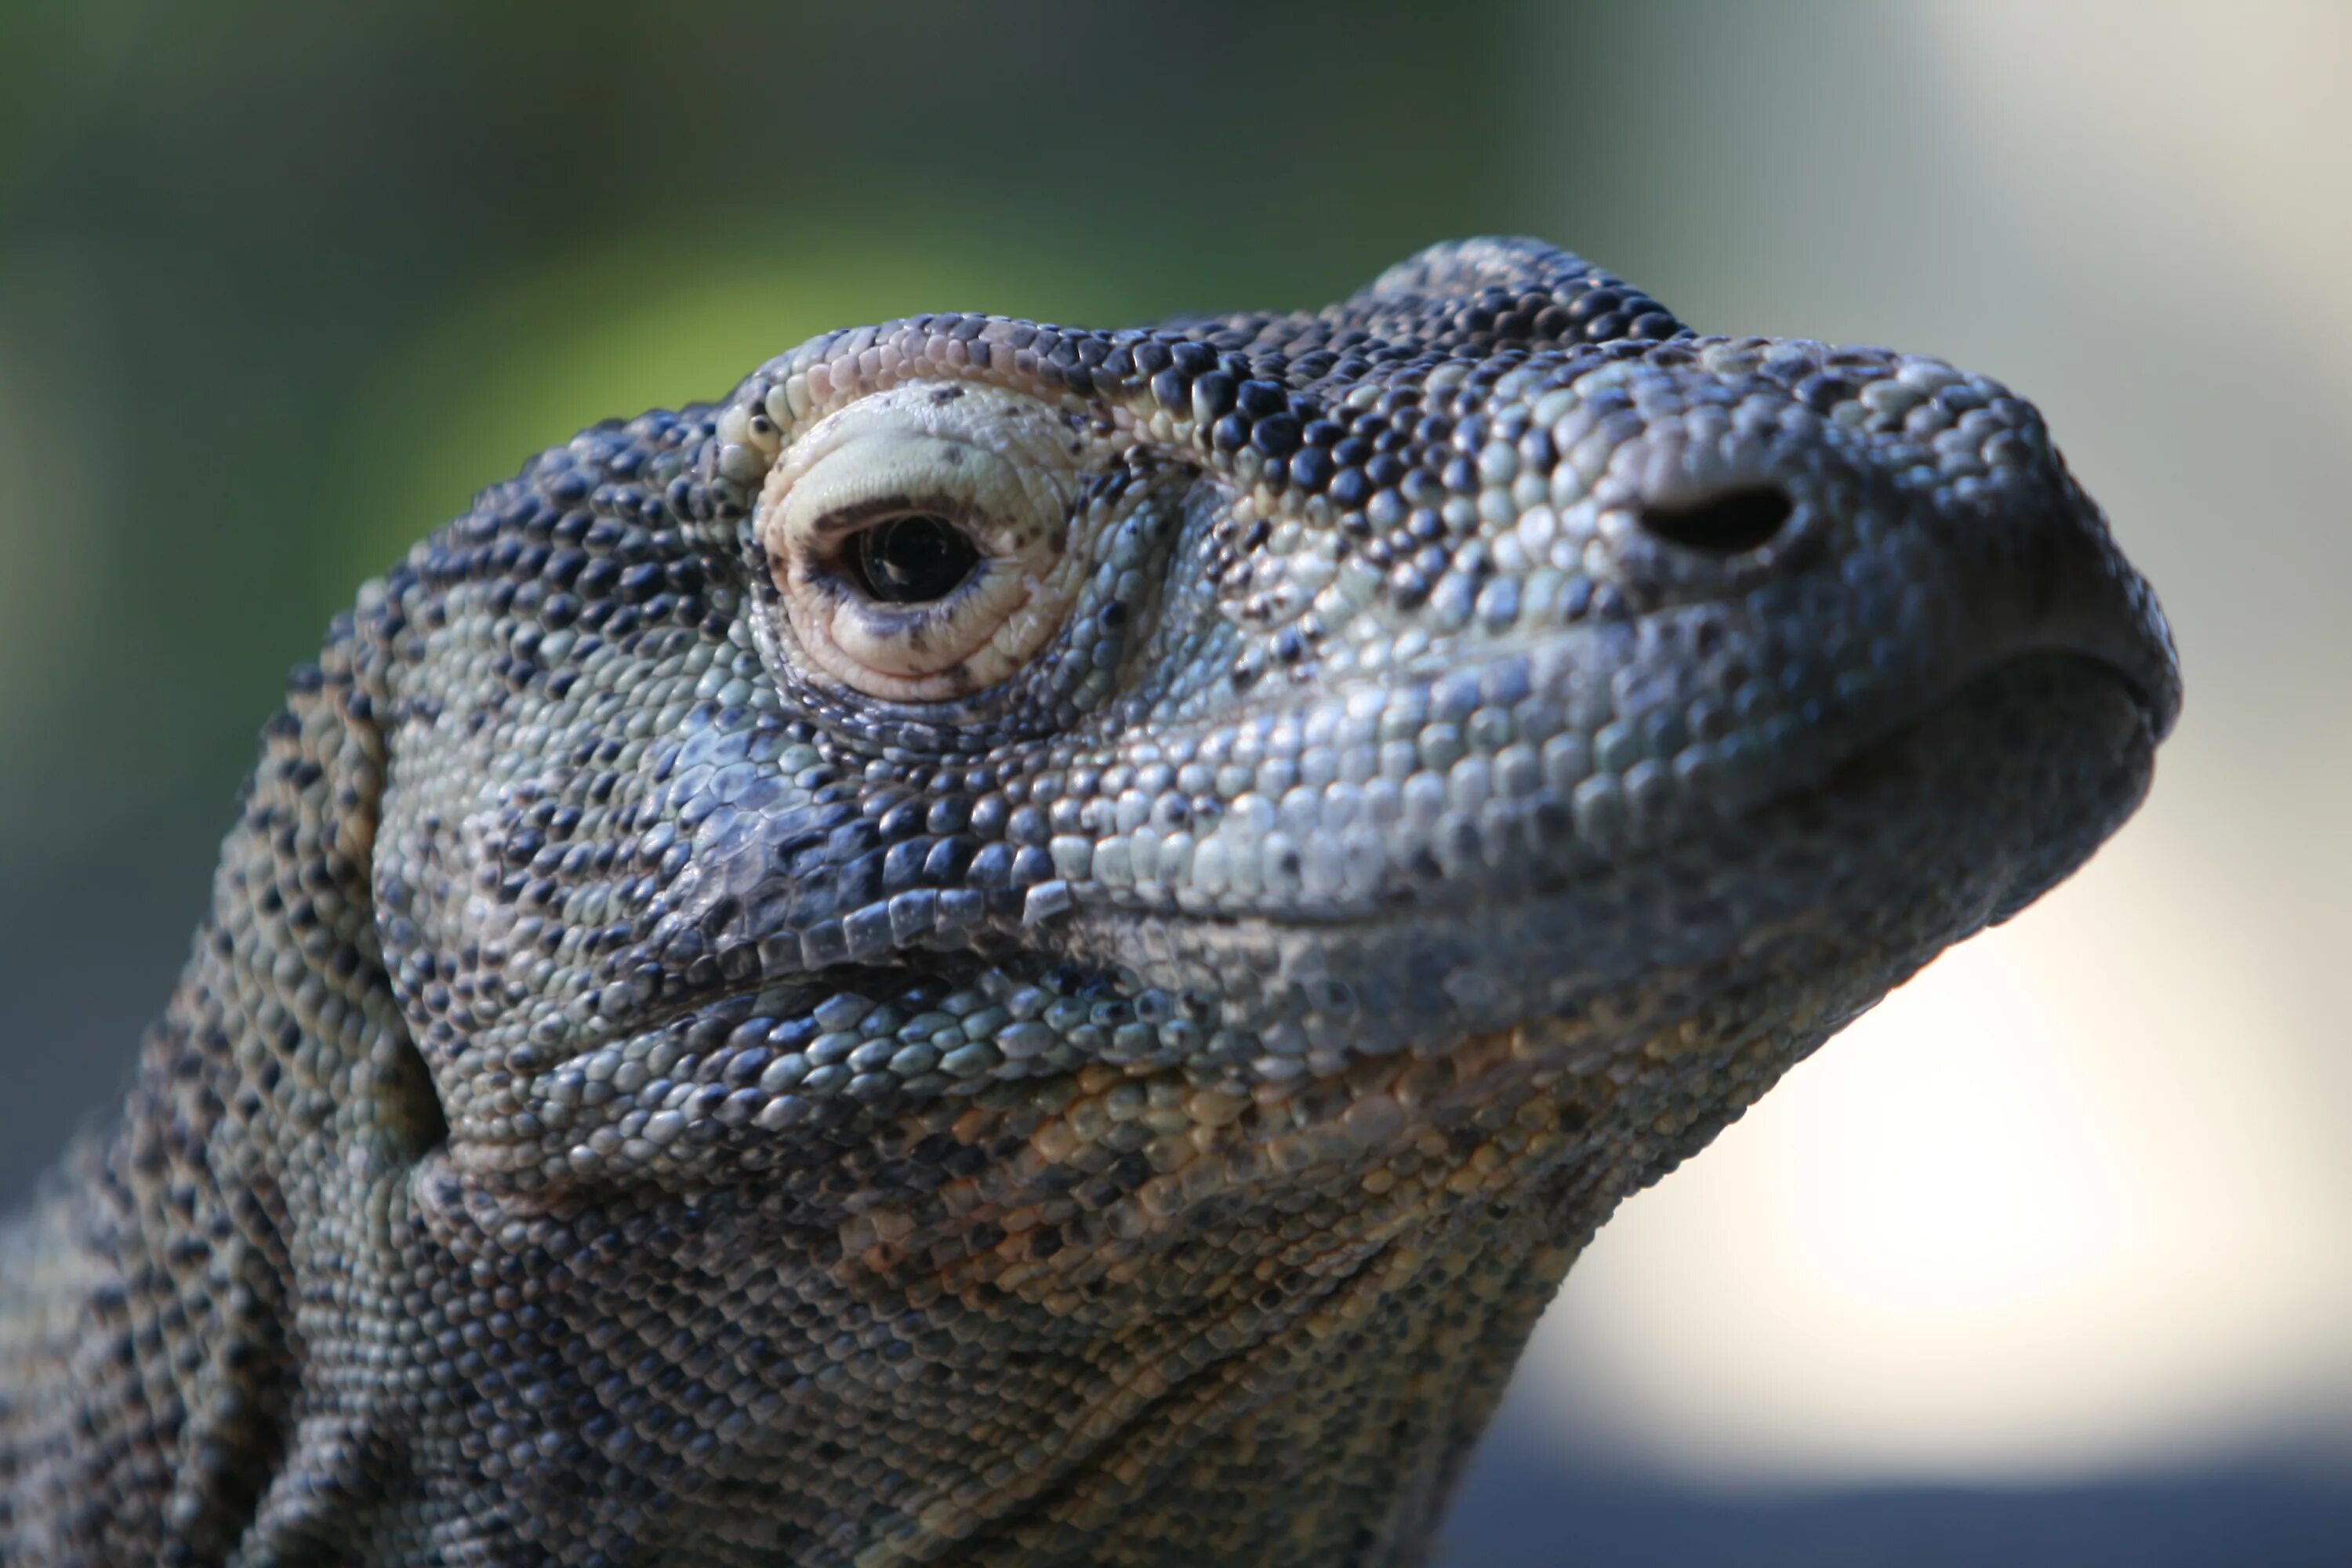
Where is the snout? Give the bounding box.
[1573,338,2180,755]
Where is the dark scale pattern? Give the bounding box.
[0,238,2178,1567]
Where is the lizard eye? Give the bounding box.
[755,383,1091,702]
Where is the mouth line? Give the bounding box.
[2005,619,2177,740]
[579,652,2158,1058]
[1142,645,2162,937]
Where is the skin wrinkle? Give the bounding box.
[0,238,2176,1568]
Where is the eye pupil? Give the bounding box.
[852,514,981,604]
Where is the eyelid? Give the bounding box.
[779,434,1044,554]
[811,495,975,540]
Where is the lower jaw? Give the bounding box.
[1058,652,2159,1082]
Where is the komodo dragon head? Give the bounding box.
[96,239,2187,1565]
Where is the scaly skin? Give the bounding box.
[0,238,2178,1567]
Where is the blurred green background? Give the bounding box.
[3,2,2347,1562]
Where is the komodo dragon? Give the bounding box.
[0,238,2180,1566]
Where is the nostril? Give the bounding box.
[1637,485,1792,554]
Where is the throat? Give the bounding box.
[948,1201,1584,1568]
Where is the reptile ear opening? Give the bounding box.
[376,1029,450,1158]
[1637,484,1791,554]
